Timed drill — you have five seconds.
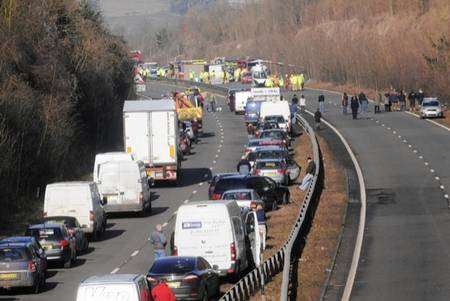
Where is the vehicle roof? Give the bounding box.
[123,99,175,112]
[153,256,197,263]
[46,181,93,188]
[223,189,255,194]
[181,200,237,207]
[27,223,63,230]
[43,216,78,222]
[96,152,130,156]
[249,138,274,143]
[255,158,284,163]
[81,274,142,285]
[254,145,285,151]
[261,129,284,133]
[264,115,284,118]
[0,242,28,248]
[423,98,439,102]
[0,236,35,243]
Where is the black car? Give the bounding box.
[25,223,76,268]
[211,175,290,210]
[147,256,220,301]
[41,216,89,254]
[208,172,240,199]
[0,242,46,293]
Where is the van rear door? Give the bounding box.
[124,112,150,164]
[245,211,261,267]
[176,207,232,271]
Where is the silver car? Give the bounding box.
[420,98,444,118]
[253,159,289,185]
[221,189,264,209]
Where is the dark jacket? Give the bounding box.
[237,159,251,175]
[318,95,325,102]
[351,97,359,109]
[314,110,321,123]
[305,160,316,175]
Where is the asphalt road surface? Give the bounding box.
[226,82,450,300]
[298,89,450,301]
[0,82,247,300]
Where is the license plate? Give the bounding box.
[167,282,180,288]
[0,273,17,280]
[43,244,53,250]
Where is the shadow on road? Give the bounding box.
[179,168,212,187]
[201,132,216,138]
[98,229,125,241]
[149,207,169,216]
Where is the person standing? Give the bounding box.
[318,94,325,113]
[314,108,322,130]
[342,92,349,114]
[399,90,406,111]
[149,224,167,259]
[417,89,425,107]
[375,91,382,114]
[237,157,251,175]
[358,92,368,118]
[151,280,176,301]
[299,157,316,191]
[408,91,416,111]
[350,96,359,119]
[384,92,391,112]
[299,94,306,112]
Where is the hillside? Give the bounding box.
[0,0,133,226]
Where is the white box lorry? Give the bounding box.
[123,100,180,185]
[234,90,252,114]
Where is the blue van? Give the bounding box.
[245,101,262,124]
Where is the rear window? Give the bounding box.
[258,150,287,159]
[0,247,30,261]
[260,131,284,139]
[44,217,76,228]
[26,227,63,241]
[265,116,285,122]
[423,101,439,107]
[223,191,252,200]
[149,257,196,274]
[214,178,247,193]
[256,161,283,169]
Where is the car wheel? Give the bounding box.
[271,200,278,211]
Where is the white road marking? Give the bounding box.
[430,169,435,173]
[162,222,168,228]
[213,160,217,164]
[398,135,402,138]
[440,185,445,190]
[393,131,396,134]
[192,190,197,194]
[130,250,139,257]
[184,199,189,203]
[215,154,219,158]
[111,268,120,274]
[382,124,385,127]
[445,194,449,199]
[376,120,379,123]
[217,149,221,153]
[419,156,423,159]
[209,167,213,170]
[403,140,407,143]
[425,162,429,166]
[387,127,391,130]
[413,150,418,153]
[198,182,204,186]
[435,176,440,181]
[408,144,412,148]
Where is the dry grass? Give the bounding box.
[250,130,347,301]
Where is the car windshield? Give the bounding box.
[423,101,439,107]
[215,178,247,192]
[0,247,30,262]
[265,116,285,123]
[260,131,284,139]
[223,191,252,200]
[258,150,287,159]
[256,161,283,169]
[253,71,266,79]
[26,227,63,241]
[150,257,196,274]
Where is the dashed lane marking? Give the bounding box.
[111,268,120,274]
[184,199,189,203]
[192,190,197,194]
[130,250,139,257]
[198,182,204,186]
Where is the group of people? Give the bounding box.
[340,92,370,119]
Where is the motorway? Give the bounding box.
[0,82,248,300]
[297,89,450,300]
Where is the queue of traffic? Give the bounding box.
[0,69,302,301]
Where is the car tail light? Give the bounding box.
[254,169,261,175]
[212,193,221,200]
[59,239,69,250]
[172,246,178,256]
[28,261,36,272]
[89,210,95,221]
[230,242,236,261]
[182,275,199,283]
[277,169,286,174]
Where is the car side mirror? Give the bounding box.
[101,197,107,206]
[247,224,255,233]
[212,265,219,271]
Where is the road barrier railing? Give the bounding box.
[149,78,321,301]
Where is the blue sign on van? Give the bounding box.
[182,221,202,229]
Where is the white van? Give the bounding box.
[235,91,252,114]
[260,101,291,127]
[93,152,134,182]
[174,201,253,276]
[96,160,151,214]
[76,274,151,301]
[44,182,106,239]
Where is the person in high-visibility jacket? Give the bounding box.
[234,68,241,82]
[265,77,274,87]
[299,73,305,90]
[279,77,284,89]
[188,71,194,81]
